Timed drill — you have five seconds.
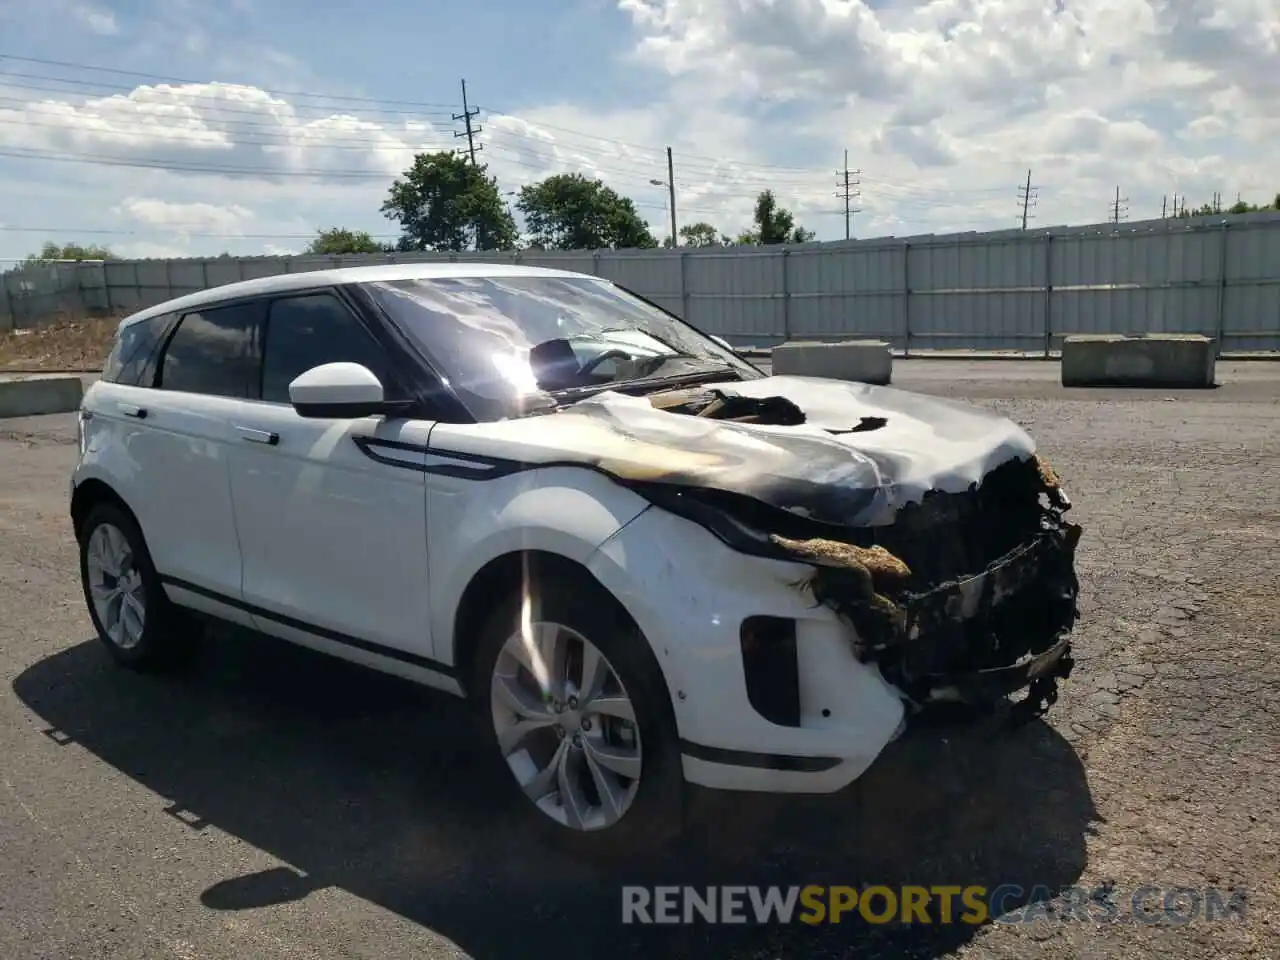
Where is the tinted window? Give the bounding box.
[157,302,258,398]
[363,277,759,422]
[260,293,392,404]
[102,313,177,387]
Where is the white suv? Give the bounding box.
[72,262,1082,857]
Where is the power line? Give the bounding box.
[0,62,1026,199]
[0,56,829,179]
[0,146,728,216]
[0,225,397,240]
[834,149,861,239]
[0,53,462,110]
[0,74,458,120]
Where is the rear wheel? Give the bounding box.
[78,502,197,670]
[471,568,685,860]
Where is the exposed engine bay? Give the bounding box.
[581,380,1084,725]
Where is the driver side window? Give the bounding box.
[259,292,395,404]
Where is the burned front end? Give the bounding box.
[543,383,1083,724]
[633,449,1081,725]
[769,453,1081,723]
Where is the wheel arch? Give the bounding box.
[451,549,662,704]
[71,478,138,541]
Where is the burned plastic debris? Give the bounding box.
[649,387,806,425]
[648,387,888,434]
[772,452,1083,723]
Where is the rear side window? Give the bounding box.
[157,302,259,398]
[259,292,394,404]
[102,313,177,387]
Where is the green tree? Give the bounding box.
[516,173,657,250]
[677,222,729,247]
[1176,191,1279,218]
[382,151,517,252]
[28,241,116,261]
[736,190,816,245]
[306,227,389,255]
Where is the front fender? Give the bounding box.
[427,466,652,663]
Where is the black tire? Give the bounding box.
[469,565,685,862]
[77,501,198,671]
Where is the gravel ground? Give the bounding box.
[1,362,1277,959]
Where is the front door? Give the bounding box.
[225,291,441,678]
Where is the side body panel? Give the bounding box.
[75,381,254,627]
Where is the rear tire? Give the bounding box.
[469,566,685,862]
[78,501,198,671]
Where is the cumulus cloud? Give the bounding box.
[112,198,254,234]
[0,0,1275,260]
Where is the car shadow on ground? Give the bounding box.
[14,629,1099,959]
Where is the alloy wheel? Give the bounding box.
[490,603,643,831]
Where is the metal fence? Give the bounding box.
[4,211,1279,353]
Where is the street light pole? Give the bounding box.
[650,148,678,247]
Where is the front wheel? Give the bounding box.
[471,568,685,860]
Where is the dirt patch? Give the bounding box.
[0,317,119,372]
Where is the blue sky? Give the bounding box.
[0,0,1274,260]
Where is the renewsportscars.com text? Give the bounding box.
[621,884,1248,926]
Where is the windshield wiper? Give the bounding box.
[549,363,739,402]
[593,327,699,358]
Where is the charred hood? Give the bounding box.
[525,375,1039,528]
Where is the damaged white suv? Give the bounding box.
[71,263,1082,857]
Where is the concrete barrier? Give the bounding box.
[770,339,893,385]
[1061,334,1217,388]
[0,376,85,418]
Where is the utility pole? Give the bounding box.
[834,150,861,239]
[1017,169,1038,229]
[453,79,484,250]
[1112,186,1129,224]
[1162,195,1167,219]
[453,79,482,165]
[666,146,677,246]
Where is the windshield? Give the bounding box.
[362,275,761,421]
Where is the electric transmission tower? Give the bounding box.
[834,150,862,239]
[1017,169,1038,229]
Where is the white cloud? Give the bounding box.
[0,0,1276,260]
[74,3,119,34]
[112,198,253,234]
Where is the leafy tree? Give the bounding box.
[1176,191,1279,218]
[736,190,816,245]
[28,241,116,261]
[306,227,389,255]
[516,173,657,250]
[382,151,517,252]
[677,222,729,247]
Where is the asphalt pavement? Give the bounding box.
[1,362,1277,959]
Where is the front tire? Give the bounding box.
[78,501,196,670]
[471,567,685,860]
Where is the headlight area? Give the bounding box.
[630,453,1084,728]
[588,501,907,787]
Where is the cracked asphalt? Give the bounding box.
[1,359,1277,959]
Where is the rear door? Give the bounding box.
[134,300,261,626]
[225,290,444,681]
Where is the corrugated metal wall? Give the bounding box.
[4,212,1279,351]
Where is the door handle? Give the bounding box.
[234,425,279,446]
[118,403,147,419]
